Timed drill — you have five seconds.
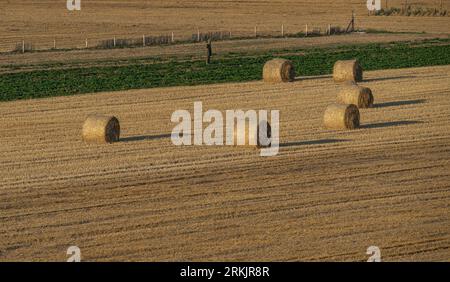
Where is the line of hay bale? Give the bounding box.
[333,59,363,83]
[337,82,374,108]
[263,58,296,83]
[260,57,369,131]
[323,104,360,130]
[324,59,376,130]
[81,58,372,147]
[82,114,120,144]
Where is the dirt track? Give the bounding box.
[1,0,449,52]
[0,65,450,261]
[1,33,448,71]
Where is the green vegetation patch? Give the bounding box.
[1,40,450,101]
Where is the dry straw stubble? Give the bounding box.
[82,114,120,144]
[263,58,296,82]
[233,120,272,147]
[323,104,360,130]
[337,82,374,108]
[333,60,363,83]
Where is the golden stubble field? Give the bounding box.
[0,0,449,51]
[0,65,449,261]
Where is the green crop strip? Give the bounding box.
[1,40,449,102]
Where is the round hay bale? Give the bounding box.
[337,82,374,108]
[323,104,360,130]
[82,114,120,143]
[263,58,295,82]
[333,60,363,83]
[233,120,271,147]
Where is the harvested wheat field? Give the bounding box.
[1,0,449,52]
[1,65,450,261]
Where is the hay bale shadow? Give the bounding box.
[280,138,350,148]
[363,75,417,82]
[121,133,172,143]
[375,99,426,108]
[294,74,333,82]
[362,120,423,129]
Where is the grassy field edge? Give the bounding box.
[1,39,450,102]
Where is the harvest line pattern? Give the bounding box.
[0,66,449,261]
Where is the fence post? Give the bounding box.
[143,35,145,47]
[254,26,257,38]
[113,36,116,47]
[22,40,25,53]
[85,38,88,48]
[328,24,331,35]
[53,38,56,49]
[197,28,200,42]
[171,32,174,43]
[281,24,284,37]
[305,24,308,37]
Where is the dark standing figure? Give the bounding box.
[206,39,212,64]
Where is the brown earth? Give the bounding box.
[0,0,449,52]
[0,65,449,261]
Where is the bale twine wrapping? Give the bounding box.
[323,104,360,130]
[263,58,295,82]
[233,120,271,147]
[337,82,374,108]
[333,60,363,83]
[82,114,120,143]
